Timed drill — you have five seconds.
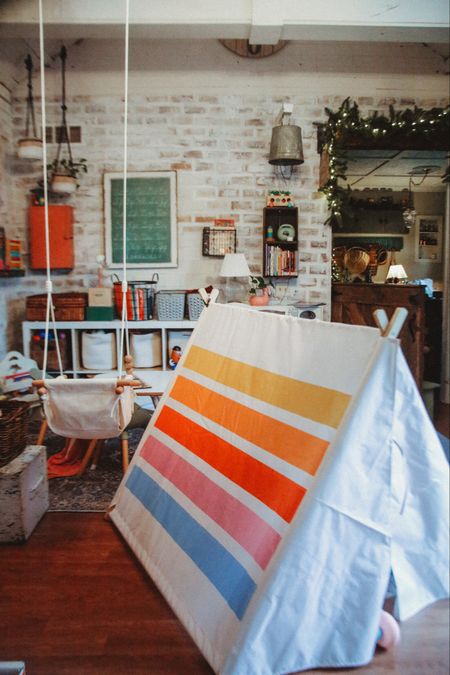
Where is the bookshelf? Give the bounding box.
[263,207,298,278]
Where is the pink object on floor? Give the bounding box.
[377,610,401,649]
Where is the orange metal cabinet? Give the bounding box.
[29,205,74,270]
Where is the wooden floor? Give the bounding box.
[1,401,449,674]
[0,511,448,675]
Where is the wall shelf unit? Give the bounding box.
[415,215,442,263]
[263,207,298,278]
[22,319,196,377]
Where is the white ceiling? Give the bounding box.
[345,149,449,189]
[1,0,449,44]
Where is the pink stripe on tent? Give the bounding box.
[141,436,282,569]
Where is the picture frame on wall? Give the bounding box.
[104,171,177,268]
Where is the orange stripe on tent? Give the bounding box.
[155,406,306,522]
[171,376,329,476]
[184,345,350,429]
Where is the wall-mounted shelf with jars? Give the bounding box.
[415,215,442,263]
[263,207,298,278]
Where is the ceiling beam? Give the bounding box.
[1,0,449,43]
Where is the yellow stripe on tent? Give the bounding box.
[184,345,350,429]
[170,376,329,476]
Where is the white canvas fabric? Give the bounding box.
[43,378,135,439]
[110,304,449,674]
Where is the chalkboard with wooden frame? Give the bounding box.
[104,171,177,268]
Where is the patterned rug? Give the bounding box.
[28,420,145,512]
[27,420,449,513]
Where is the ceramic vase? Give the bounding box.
[249,288,270,306]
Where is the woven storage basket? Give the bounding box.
[187,293,205,320]
[0,399,29,468]
[26,293,87,321]
[30,336,70,370]
[155,291,186,321]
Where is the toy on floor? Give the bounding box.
[376,610,401,649]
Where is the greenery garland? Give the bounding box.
[319,97,450,228]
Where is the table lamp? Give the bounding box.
[386,263,408,284]
[219,253,251,302]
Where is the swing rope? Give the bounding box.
[37,0,131,381]
[38,0,64,379]
[118,0,131,378]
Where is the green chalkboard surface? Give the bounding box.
[104,171,177,268]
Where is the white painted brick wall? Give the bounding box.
[0,63,448,356]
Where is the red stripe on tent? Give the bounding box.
[155,406,306,522]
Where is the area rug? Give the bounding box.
[27,421,449,513]
[28,421,145,512]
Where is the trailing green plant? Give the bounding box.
[319,97,450,228]
[248,275,274,295]
[48,157,88,180]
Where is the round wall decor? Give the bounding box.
[219,39,287,58]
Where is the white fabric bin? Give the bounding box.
[81,331,117,370]
[130,332,162,368]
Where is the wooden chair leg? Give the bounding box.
[77,439,100,476]
[121,434,129,474]
[90,441,104,470]
[36,419,48,445]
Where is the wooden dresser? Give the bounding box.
[331,283,426,387]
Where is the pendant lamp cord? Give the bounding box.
[24,54,38,138]
[118,0,130,378]
[38,0,64,379]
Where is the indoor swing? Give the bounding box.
[33,0,142,474]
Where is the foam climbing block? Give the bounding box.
[0,445,48,543]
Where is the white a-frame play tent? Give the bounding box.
[110,304,449,674]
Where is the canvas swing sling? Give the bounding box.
[34,0,135,439]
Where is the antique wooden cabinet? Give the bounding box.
[29,205,74,270]
[331,283,426,387]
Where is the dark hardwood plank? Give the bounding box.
[0,513,448,674]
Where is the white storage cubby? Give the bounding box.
[22,320,196,376]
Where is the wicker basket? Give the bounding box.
[26,293,87,321]
[187,293,205,320]
[30,335,70,370]
[0,399,30,468]
[155,291,186,321]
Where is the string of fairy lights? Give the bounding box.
[319,97,450,228]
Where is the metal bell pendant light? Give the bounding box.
[269,103,304,167]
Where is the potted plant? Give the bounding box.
[48,158,88,194]
[248,275,273,306]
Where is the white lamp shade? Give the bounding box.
[386,264,407,281]
[220,253,251,278]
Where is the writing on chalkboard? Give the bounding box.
[104,171,177,268]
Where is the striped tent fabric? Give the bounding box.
[110,304,449,674]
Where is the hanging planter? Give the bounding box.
[18,137,42,160]
[17,54,42,161]
[47,46,88,195]
[51,173,78,194]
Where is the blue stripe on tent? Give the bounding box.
[126,466,257,619]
